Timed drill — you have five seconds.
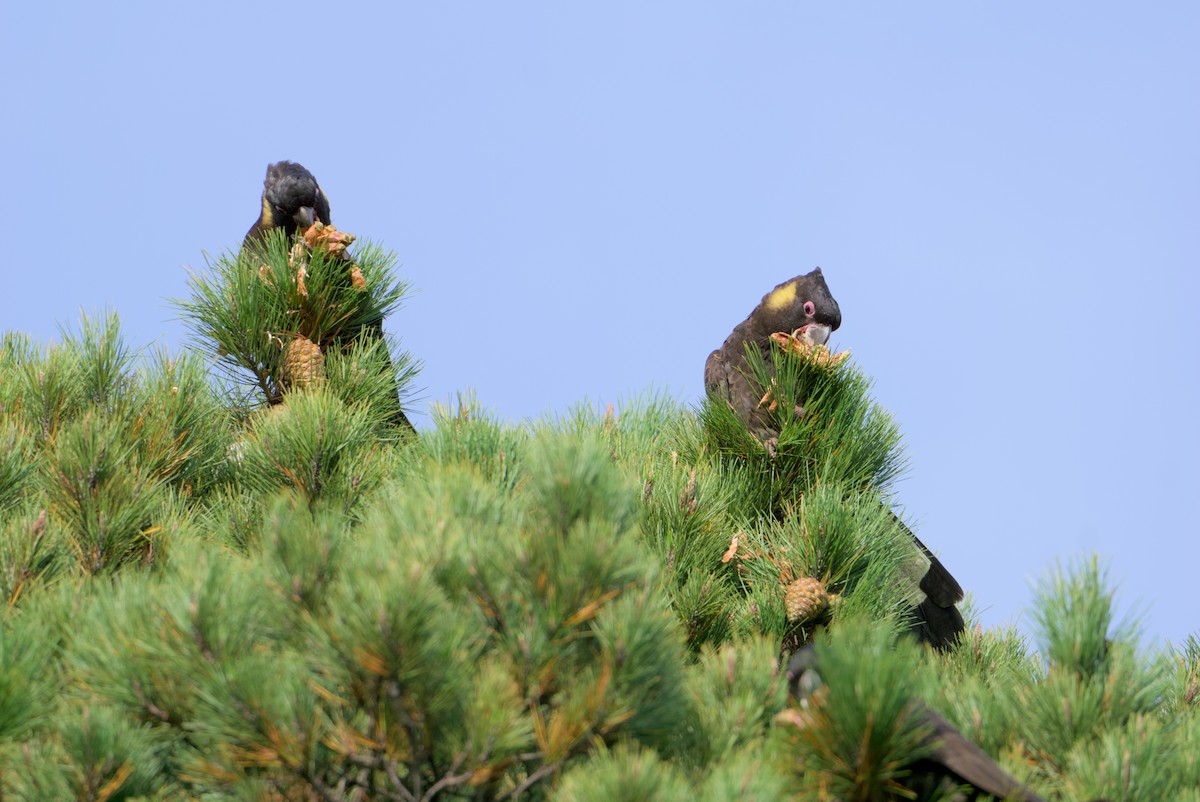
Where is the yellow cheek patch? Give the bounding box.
[765,282,797,311]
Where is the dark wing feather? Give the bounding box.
[918,706,1047,802]
[892,513,965,650]
[786,647,1045,802]
[910,531,964,607]
[703,348,727,396]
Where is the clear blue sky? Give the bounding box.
[3,3,1197,649]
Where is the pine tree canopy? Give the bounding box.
[0,233,1196,801]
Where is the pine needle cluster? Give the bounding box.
[175,227,418,426]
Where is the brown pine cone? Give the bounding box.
[784,577,831,623]
[302,222,355,258]
[770,331,850,369]
[281,335,325,390]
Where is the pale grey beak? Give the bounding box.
[796,323,832,347]
[294,206,316,230]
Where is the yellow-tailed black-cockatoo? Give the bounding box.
[243,161,414,433]
[705,269,963,650]
[786,646,1048,802]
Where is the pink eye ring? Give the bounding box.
[802,301,816,316]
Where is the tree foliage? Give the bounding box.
[0,235,1195,801]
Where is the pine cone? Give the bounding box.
[302,222,355,259]
[784,577,830,623]
[288,241,309,269]
[770,331,850,369]
[295,263,308,298]
[281,335,325,389]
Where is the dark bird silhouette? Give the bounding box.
[704,269,842,447]
[705,269,963,650]
[244,161,332,251]
[786,645,1047,802]
[243,161,414,433]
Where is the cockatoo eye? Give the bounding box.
[802,301,816,317]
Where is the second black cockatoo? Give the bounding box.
[704,269,963,650]
[785,645,1048,802]
[242,161,414,433]
[243,161,332,250]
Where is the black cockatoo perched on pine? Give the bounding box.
[243,161,414,432]
[704,269,964,650]
[704,269,843,447]
[244,161,332,251]
[785,645,1048,802]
